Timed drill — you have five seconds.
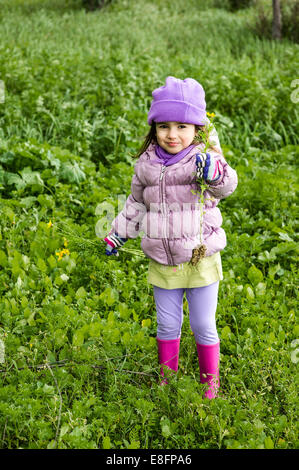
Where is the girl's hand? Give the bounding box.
[104,232,127,256]
[196,152,222,183]
[105,246,119,256]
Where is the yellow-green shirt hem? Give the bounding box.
[147,251,223,290]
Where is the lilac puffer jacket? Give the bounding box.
[111,143,238,265]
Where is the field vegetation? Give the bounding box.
[0,0,298,449]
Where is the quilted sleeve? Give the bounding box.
[110,165,146,239]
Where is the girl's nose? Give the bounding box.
[168,127,177,139]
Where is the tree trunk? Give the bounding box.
[82,0,111,11]
[272,0,282,40]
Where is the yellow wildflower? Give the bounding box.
[207,112,215,118]
[63,238,68,248]
[56,251,63,261]
[47,220,53,228]
[56,248,70,261]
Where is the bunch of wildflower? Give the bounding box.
[189,112,216,265]
[56,221,145,259]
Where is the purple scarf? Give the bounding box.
[153,144,195,166]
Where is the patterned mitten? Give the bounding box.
[104,232,127,256]
[196,152,222,183]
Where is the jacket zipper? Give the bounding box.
[159,165,174,265]
[160,165,166,180]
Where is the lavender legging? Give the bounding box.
[153,281,219,345]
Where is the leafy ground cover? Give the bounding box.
[0,0,298,449]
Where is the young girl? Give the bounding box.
[104,76,238,399]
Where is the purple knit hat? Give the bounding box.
[147,76,206,125]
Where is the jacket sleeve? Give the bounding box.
[205,150,238,200]
[110,164,146,239]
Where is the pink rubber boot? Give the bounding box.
[196,342,220,399]
[156,337,180,384]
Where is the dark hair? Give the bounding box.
[134,123,157,159]
[133,123,214,159]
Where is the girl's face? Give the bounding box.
[155,122,196,154]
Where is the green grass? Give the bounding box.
[0,0,298,450]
